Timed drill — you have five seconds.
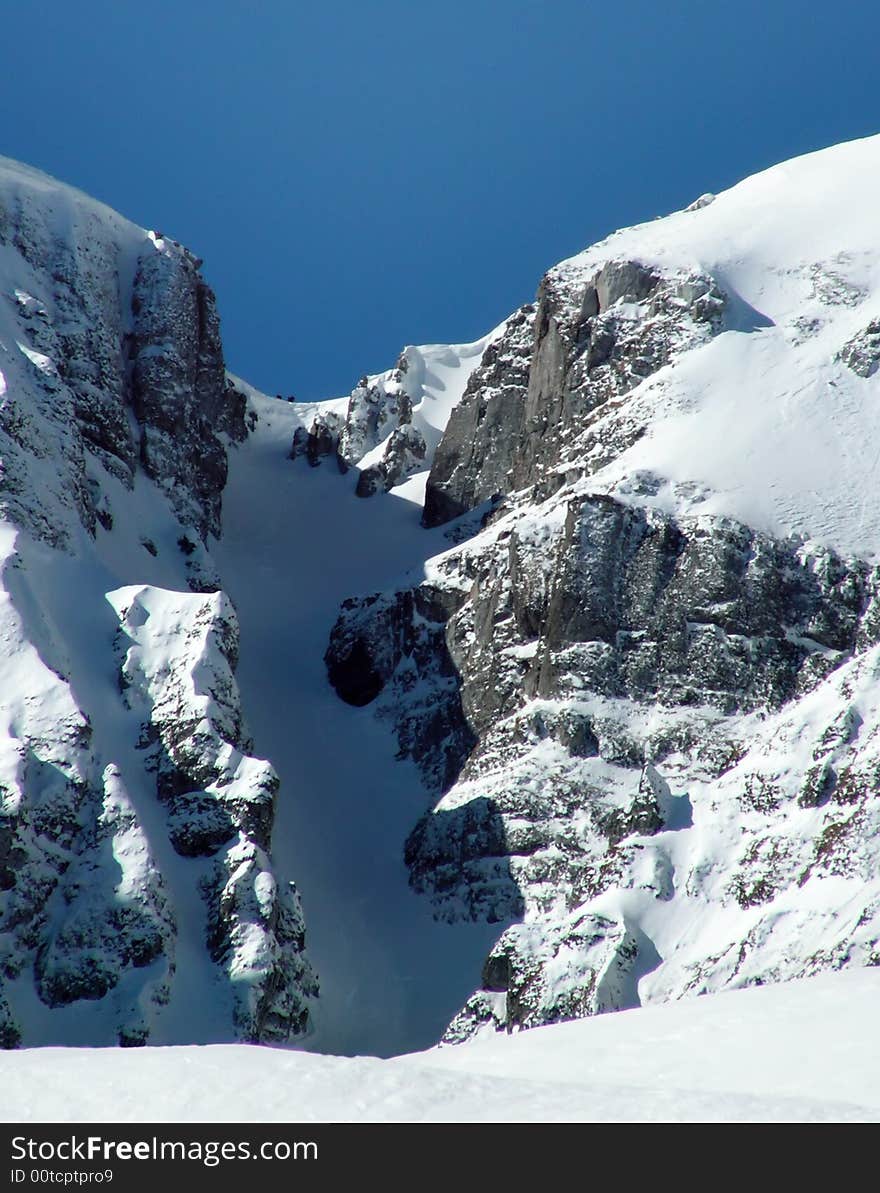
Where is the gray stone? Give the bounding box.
[290,410,343,467]
[423,306,535,527]
[355,424,427,497]
[337,357,414,469]
[423,262,725,528]
[839,319,880,378]
[130,244,247,539]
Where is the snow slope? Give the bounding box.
[3,970,878,1122]
[213,395,503,1056]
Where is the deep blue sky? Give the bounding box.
[1,1,877,399]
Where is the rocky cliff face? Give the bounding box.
[326,136,880,1041]
[0,171,245,548]
[0,159,314,1047]
[422,260,724,527]
[290,353,427,495]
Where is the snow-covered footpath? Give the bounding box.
[3,972,878,1122]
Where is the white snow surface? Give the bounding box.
[405,328,507,456]
[3,971,878,1122]
[213,396,502,1056]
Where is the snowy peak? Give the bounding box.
[544,134,880,558]
[420,135,880,559]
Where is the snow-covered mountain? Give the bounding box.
[322,133,880,1042]
[2,133,880,1069]
[0,159,314,1047]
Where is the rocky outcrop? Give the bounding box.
[422,306,535,527]
[423,261,725,527]
[288,356,429,494]
[355,424,427,497]
[111,585,316,1042]
[326,584,474,794]
[129,236,247,539]
[337,357,414,471]
[839,319,880,378]
[290,334,508,502]
[443,914,644,1041]
[290,409,344,467]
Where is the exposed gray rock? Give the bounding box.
[423,306,535,527]
[290,409,344,467]
[326,583,474,793]
[167,792,238,857]
[0,990,19,1049]
[130,238,247,538]
[337,357,414,470]
[355,423,427,497]
[839,319,880,378]
[357,496,873,785]
[422,262,725,527]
